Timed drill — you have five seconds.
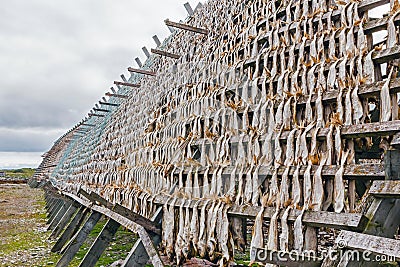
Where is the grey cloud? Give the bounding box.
[0,0,199,154]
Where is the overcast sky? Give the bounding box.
[0,0,199,169]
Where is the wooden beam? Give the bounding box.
[122,207,163,267]
[93,108,109,113]
[50,205,79,240]
[78,218,121,267]
[99,102,119,107]
[48,203,71,231]
[90,204,164,267]
[152,194,368,230]
[175,164,385,179]
[52,207,89,253]
[114,81,141,88]
[250,248,322,267]
[56,211,102,267]
[370,181,400,198]
[336,231,400,261]
[373,46,400,64]
[151,48,180,59]
[88,114,105,118]
[127,67,156,77]
[165,19,209,35]
[105,92,129,99]
[78,189,161,235]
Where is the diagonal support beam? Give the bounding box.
[50,205,79,240]
[151,48,180,59]
[78,218,121,267]
[165,19,208,35]
[52,207,89,253]
[78,189,160,235]
[48,203,71,231]
[56,211,102,267]
[121,207,163,267]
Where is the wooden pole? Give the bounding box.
[165,19,209,35]
[52,207,89,253]
[99,102,119,107]
[48,203,71,231]
[151,48,180,59]
[56,212,102,267]
[78,219,121,267]
[114,81,141,88]
[88,114,105,118]
[50,205,79,240]
[93,108,110,113]
[106,92,129,99]
[127,67,156,76]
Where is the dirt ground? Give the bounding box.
[0,184,59,267]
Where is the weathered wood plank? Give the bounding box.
[105,92,129,99]
[373,46,400,64]
[114,81,141,88]
[92,205,164,267]
[99,102,119,107]
[165,19,209,35]
[151,48,181,59]
[92,108,109,113]
[121,207,163,267]
[50,205,79,240]
[48,203,71,231]
[77,189,161,235]
[370,180,400,198]
[127,67,156,77]
[250,247,322,267]
[174,164,385,179]
[56,211,102,267]
[336,231,400,261]
[152,194,367,230]
[78,218,121,267]
[195,120,400,147]
[52,207,89,253]
[88,113,105,118]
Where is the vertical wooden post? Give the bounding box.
[56,211,102,267]
[78,219,121,267]
[50,205,79,240]
[52,207,89,253]
[48,202,71,231]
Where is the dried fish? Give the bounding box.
[292,165,301,206]
[293,207,305,252]
[333,151,349,213]
[198,200,211,258]
[312,155,327,211]
[351,84,364,124]
[250,194,268,264]
[381,67,394,122]
[190,200,200,255]
[280,205,292,251]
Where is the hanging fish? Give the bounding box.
[279,205,292,251]
[381,67,394,122]
[292,165,301,207]
[351,83,364,124]
[293,207,306,252]
[333,150,349,213]
[250,194,268,264]
[312,155,327,211]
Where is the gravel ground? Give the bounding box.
[0,184,60,267]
